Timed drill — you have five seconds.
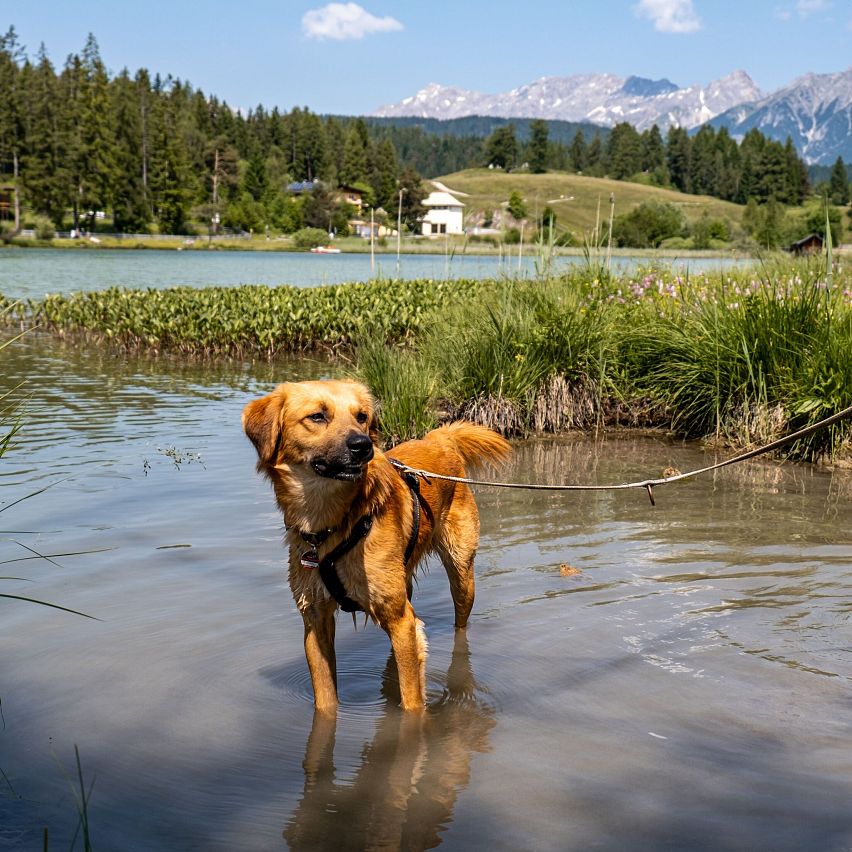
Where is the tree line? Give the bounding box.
[0,27,844,239]
[0,29,430,236]
[481,119,821,207]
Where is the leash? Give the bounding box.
[390,403,852,506]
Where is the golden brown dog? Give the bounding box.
[242,379,510,712]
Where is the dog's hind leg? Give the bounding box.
[302,600,339,713]
[436,486,480,629]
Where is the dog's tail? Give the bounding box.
[432,421,511,474]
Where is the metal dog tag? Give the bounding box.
[300,547,320,569]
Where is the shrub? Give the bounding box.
[292,227,330,249]
[612,201,686,248]
[503,227,521,244]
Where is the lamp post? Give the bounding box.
[396,187,407,278]
[370,206,375,275]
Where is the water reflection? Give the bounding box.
[2,330,852,850]
[284,632,495,851]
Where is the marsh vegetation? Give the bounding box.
[6,257,851,461]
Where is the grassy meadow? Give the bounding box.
[435,168,746,237]
[5,256,851,462]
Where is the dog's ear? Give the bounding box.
[242,386,287,463]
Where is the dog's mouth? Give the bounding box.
[310,458,369,481]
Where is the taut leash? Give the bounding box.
[391,403,852,506]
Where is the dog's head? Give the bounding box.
[242,380,378,481]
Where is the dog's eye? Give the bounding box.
[307,412,327,424]
[356,412,369,425]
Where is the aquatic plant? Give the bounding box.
[4,259,851,459]
[22,278,483,357]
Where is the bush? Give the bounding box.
[612,201,686,248]
[503,227,521,244]
[292,227,330,249]
[690,214,731,249]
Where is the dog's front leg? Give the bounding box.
[378,600,427,711]
[302,600,339,713]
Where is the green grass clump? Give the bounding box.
[354,336,439,444]
[620,263,852,458]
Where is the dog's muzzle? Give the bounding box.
[310,432,374,481]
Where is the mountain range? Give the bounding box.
[373,68,852,164]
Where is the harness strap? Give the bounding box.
[318,515,373,613]
[315,461,423,613]
[392,460,421,566]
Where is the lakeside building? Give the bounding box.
[421,191,464,236]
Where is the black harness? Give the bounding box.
[300,461,422,613]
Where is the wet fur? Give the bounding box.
[242,379,510,712]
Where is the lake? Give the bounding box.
[2,332,851,850]
[0,247,747,299]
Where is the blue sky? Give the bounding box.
[5,1,851,115]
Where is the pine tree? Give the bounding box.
[569,130,586,172]
[606,123,643,180]
[21,44,66,224]
[585,135,603,174]
[371,138,398,210]
[397,167,426,230]
[756,141,789,203]
[485,125,518,170]
[340,123,368,185]
[507,189,527,221]
[689,125,717,196]
[666,126,691,193]
[77,34,117,231]
[0,27,26,231]
[243,147,268,201]
[641,124,666,182]
[527,119,549,173]
[110,69,149,232]
[829,156,849,205]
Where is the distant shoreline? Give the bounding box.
[1,235,752,260]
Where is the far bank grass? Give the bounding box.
[3,232,747,258]
[3,259,850,461]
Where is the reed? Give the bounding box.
[353,335,438,444]
[4,259,851,459]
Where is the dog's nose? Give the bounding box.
[346,432,374,461]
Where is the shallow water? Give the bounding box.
[0,247,746,299]
[1,334,851,851]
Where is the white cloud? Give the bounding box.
[634,0,702,33]
[775,0,832,22]
[302,3,403,40]
[795,0,829,16]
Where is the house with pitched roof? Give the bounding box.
[421,191,464,236]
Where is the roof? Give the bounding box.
[287,181,316,193]
[789,233,824,250]
[422,191,465,208]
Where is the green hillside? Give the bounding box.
[434,169,745,238]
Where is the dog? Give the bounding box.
[242,379,510,712]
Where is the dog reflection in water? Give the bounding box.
[283,631,495,851]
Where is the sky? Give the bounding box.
[4,1,851,115]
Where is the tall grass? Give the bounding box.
[617,261,852,459]
[4,260,851,459]
[354,336,438,444]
